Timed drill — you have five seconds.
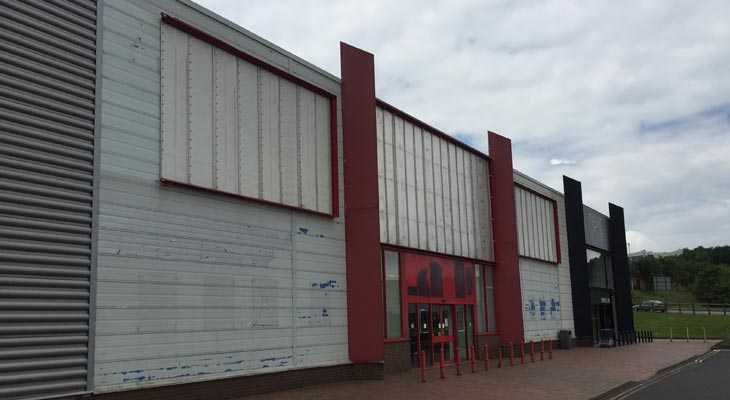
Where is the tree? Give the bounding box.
[631,256,661,290]
[695,265,730,303]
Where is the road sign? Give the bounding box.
[653,276,671,291]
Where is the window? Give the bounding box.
[475,264,497,332]
[587,248,614,289]
[383,251,402,338]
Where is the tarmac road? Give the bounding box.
[621,350,730,400]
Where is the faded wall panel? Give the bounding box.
[96,0,346,392]
[375,106,494,261]
[514,185,559,263]
[519,258,561,341]
[159,22,333,214]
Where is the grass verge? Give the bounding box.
[634,312,730,339]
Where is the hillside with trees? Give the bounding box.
[630,245,730,302]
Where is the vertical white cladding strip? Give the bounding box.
[514,187,524,254]
[394,117,408,245]
[188,37,214,187]
[481,159,493,260]
[214,49,239,193]
[520,258,561,341]
[259,69,281,202]
[448,144,461,255]
[471,155,484,260]
[463,153,474,258]
[160,23,189,182]
[414,128,428,250]
[383,110,397,243]
[439,139,452,254]
[279,80,299,206]
[457,149,468,257]
[314,94,331,213]
[237,60,260,198]
[433,138,446,253]
[376,107,387,241]
[405,122,418,248]
[423,133,437,251]
[299,89,317,210]
[545,200,555,261]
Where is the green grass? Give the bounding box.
[632,289,696,304]
[634,312,730,339]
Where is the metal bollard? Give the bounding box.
[470,346,477,373]
[421,351,427,383]
[497,345,503,368]
[617,331,621,347]
[540,340,544,361]
[670,327,673,342]
[650,330,654,342]
[703,327,706,343]
[549,340,553,360]
[484,345,489,370]
[530,341,535,362]
[686,327,689,342]
[455,347,462,376]
[520,341,525,364]
[440,346,446,379]
[509,341,514,366]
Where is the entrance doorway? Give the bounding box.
[591,304,614,342]
[408,303,475,367]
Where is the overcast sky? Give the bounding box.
[196,0,730,252]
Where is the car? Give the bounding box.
[634,300,667,312]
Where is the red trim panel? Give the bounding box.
[381,243,496,267]
[341,43,384,362]
[375,98,490,161]
[488,131,524,344]
[160,179,335,218]
[160,14,339,217]
[513,182,561,265]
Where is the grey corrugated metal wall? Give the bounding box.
[0,0,97,399]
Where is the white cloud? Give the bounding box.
[626,230,661,253]
[549,158,577,166]
[194,0,730,250]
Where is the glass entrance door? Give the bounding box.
[431,304,454,364]
[410,303,464,367]
[456,304,475,361]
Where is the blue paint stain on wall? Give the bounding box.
[322,308,329,317]
[298,227,309,235]
[539,299,546,320]
[312,280,338,289]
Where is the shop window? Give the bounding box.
[383,251,402,338]
[475,265,497,332]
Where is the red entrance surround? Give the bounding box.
[341,43,384,362]
[488,132,525,343]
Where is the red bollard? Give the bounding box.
[520,341,525,364]
[484,345,489,370]
[470,346,477,373]
[509,341,514,366]
[421,351,427,383]
[455,347,462,376]
[549,340,553,360]
[540,340,545,361]
[497,345,503,368]
[530,341,535,362]
[439,346,446,379]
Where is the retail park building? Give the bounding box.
[0,0,634,399]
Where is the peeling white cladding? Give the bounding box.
[376,107,493,260]
[160,21,333,214]
[584,205,610,251]
[513,171,574,340]
[95,0,345,392]
[514,185,558,263]
[519,258,561,341]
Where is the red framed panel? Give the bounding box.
[375,99,491,162]
[513,182,561,264]
[380,243,496,268]
[160,14,340,217]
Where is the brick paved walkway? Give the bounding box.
[239,340,716,400]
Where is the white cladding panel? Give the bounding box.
[160,23,333,214]
[375,107,493,261]
[514,185,558,263]
[519,258,561,341]
[514,171,574,338]
[96,0,346,392]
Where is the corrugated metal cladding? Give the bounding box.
[94,0,345,392]
[0,0,97,399]
[160,23,333,214]
[376,107,493,261]
[514,185,558,263]
[513,171,574,340]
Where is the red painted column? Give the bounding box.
[488,131,525,344]
[340,43,384,362]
